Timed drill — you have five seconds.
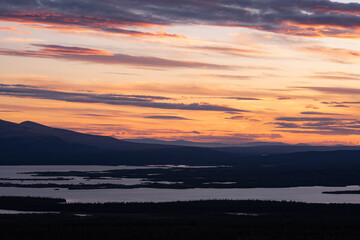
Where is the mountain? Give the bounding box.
[0,119,243,165]
[2,118,360,166]
[0,119,41,138]
[1,120,168,150]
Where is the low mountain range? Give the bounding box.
[125,138,360,155]
[1,119,360,166]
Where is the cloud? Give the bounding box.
[27,24,187,39]
[0,8,186,39]
[186,46,268,57]
[320,101,350,108]
[0,44,233,70]
[0,109,18,113]
[226,115,260,122]
[0,37,45,43]
[343,102,360,104]
[300,46,360,63]
[193,74,253,80]
[273,116,360,135]
[227,116,244,120]
[300,86,360,95]
[300,111,343,116]
[276,117,354,122]
[76,113,115,118]
[277,97,294,100]
[276,128,360,135]
[184,133,283,143]
[321,101,343,105]
[0,84,247,112]
[33,44,113,56]
[305,104,319,110]
[307,71,360,81]
[2,0,360,39]
[330,104,349,108]
[274,122,301,128]
[108,81,269,97]
[0,25,29,35]
[0,74,274,98]
[225,97,262,101]
[144,115,191,120]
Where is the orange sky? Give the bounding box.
[1,0,360,145]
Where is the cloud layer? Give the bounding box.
[0,84,246,112]
[274,116,360,135]
[0,44,232,69]
[1,0,360,38]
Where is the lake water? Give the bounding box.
[1,166,360,204]
[2,186,360,204]
[0,209,59,215]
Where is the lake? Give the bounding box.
[1,165,360,204]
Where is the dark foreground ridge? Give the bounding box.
[1,196,360,240]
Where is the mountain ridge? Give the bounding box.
[1,118,360,166]
[1,120,171,150]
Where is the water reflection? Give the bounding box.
[0,209,59,214]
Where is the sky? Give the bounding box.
[1,0,360,145]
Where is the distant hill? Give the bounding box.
[123,138,236,147]
[123,138,288,148]
[124,137,360,155]
[215,145,360,155]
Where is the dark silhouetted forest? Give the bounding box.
[1,197,360,240]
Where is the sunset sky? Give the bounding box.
[1,0,360,145]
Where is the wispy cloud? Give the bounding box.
[300,46,360,64]
[144,115,191,120]
[0,44,234,69]
[300,111,344,116]
[277,97,294,100]
[0,84,247,112]
[184,133,282,143]
[185,46,268,57]
[224,97,262,101]
[300,86,360,95]
[276,117,354,122]
[0,25,29,35]
[273,116,360,135]
[307,71,360,81]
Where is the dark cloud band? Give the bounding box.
[0,84,246,112]
[1,0,360,38]
[0,44,233,69]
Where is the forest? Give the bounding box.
[1,196,360,240]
